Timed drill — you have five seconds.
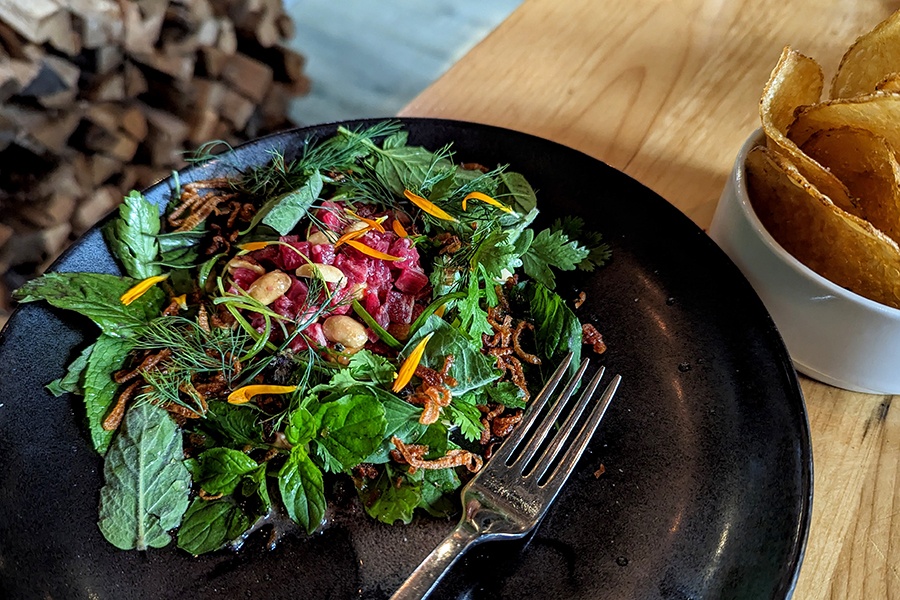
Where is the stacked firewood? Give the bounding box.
[0,0,311,325]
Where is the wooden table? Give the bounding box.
[401,1,900,597]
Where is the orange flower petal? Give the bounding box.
[403,189,458,223]
[344,209,387,233]
[392,332,435,393]
[227,384,297,404]
[334,226,371,249]
[462,191,514,214]
[120,274,169,306]
[173,294,188,310]
[237,241,275,252]
[344,239,403,261]
[392,219,409,238]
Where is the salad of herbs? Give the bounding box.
[14,122,610,556]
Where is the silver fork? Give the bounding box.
[390,353,621,600]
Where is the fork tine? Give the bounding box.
[528,366,606,481]
[509,358,591,472]
[489,353,577,466]
[539,374,621,492]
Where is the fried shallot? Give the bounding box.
[390,436,483,474]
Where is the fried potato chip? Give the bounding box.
[760,47,855,212]
[800,126,900,245]
[876,72,900,92]
[745,145,900,309]
[788,92,900,154]
[831,10,900,98]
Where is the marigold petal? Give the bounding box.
[392,332,435,392]
[344,209,387,233]
[173,294,188,310]
[392,219,409,238]
[462,191,514,214]
[227,384,297,404]
[237,241,275,252]
[344,239,403,261]
[120,274,169,305]
[334,226,371,248]
[403,189,458,223]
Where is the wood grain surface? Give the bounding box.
[401,1,900,597]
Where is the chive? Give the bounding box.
[352,300,402,350]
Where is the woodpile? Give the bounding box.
[0,0,311,325]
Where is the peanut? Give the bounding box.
[247,270,292,305]
[225,257,265,275]
[295,263,347,287]
[322,315,368,350]
[308,230,337,245]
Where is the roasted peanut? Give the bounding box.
[308,230,337,245]
[347,281,367,301]
[295,263,347,287]
[322,315,368,349]
[342,220,369,235]
[225,257,265,275]
[247,271,292,305]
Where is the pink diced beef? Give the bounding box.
[231,267,261,290]
[394,268,429,294]
[386,290,414,324]
[278,239,310,270]
[388,238,420,270]
[311,243,335,265]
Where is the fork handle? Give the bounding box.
[390,520,479,600]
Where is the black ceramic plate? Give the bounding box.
[0,119,811,600]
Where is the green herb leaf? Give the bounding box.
[374,145,444,196]
[98,403,191,550]
[407,315,499,395]
[485,381,527,409]
[498,171,538,214]
[278,446,326,534]
[412,467,461,518]
[364,395,427,464]
[177,497,250,556]
[550,216,611,271]
[447,394,485,443]
[285,405,316,446]
[346,350,396,385]
[84,335,134,453]
[188,448,259,496]
[526,282,582,375]
[521,227,590,290]
[358,467,421,525]
[261,170,324,236]
[13,272,164,337]
[312,392,387,471]
[472,228,522,280]
[47,343,94,397]
[102,191,162,279]
[204,402,265,447]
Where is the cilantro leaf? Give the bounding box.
[486,381,527,409]
[102,190,161,280]
[472,228,522,280]
[521,227,590,290]
[447,394,485,443]
[550,216,611,271]
[279,446,326,534]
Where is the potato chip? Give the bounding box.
[800,126,900,245]
[759,47,855,212]
[745,145,900,309]
[831,10,900,98]
[788,92,900,154]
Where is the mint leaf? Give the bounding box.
[98,403,191,550]
[358,467,421,525]
[374,145,445,196]
[278,446,326,534]
[177,497,249,556]
[47,343,94,397]
[521,228,590,290]
[498,171,537,214]
[188,448,259,496]
[13,272,164,337]
[447,394,485,443]
[365,395,427,464]
[204,402,265,447]
[406,316,499,395]
[102,191,162,280]
[412,467,461,518]
[261,170,324,236]
[285,405,316,446]
[312,392,387,471]
[84,335,134,454]
[526,282,582,375]
[155,228,205,269]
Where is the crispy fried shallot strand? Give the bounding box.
[113,349,172,384]
[390,436,483,474]
[407,355,457,425]
[582,323,607,354]
[102,380,142,431]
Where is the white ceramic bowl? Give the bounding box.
[709,128,900,395]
